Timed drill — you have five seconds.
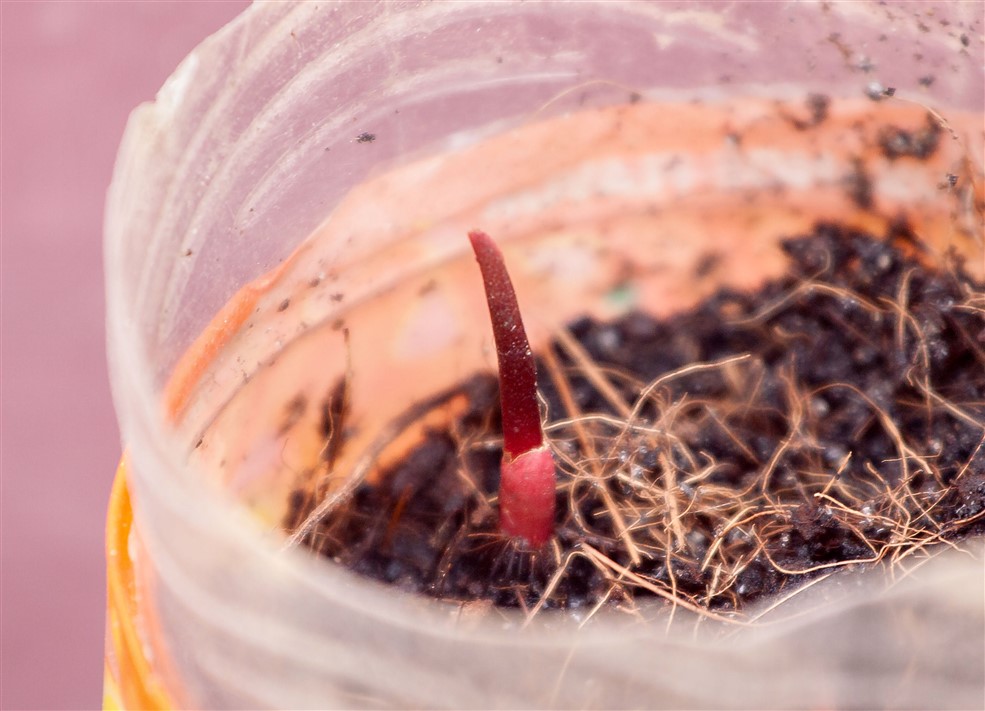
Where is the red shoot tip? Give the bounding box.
[468,230,556,547]
[467,230,543,457]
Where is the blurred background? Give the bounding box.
[2,3,248,707]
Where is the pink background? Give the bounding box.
[1,3,248,708]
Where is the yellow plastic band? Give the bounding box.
[104,461,173,711]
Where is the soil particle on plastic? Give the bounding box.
[939,173,959,190]
[279,394,307,435]
[319,379,349,468]
[289,223,985,615]
[879,114,942,160]
[785,93,831,131]
[806,93,830,124]
[844,159,874,209]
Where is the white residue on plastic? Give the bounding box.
[483,153,699,221]
[154,52,200,124]
[658,8,761,52]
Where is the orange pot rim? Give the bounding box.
[104,461,173,710]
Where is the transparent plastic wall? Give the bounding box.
[105,2,983,708]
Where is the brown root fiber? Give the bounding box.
[287,222,985,619]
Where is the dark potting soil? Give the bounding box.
[287,223,985,615]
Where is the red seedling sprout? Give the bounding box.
[468,230,556,548]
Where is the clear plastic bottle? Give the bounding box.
[104,2,984,708]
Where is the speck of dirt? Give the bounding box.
[879,114,942,160]
[280,395,307,435]
[289,223,985,615]
[844,159,874,209]
[855,55,876,73]
[785,93,831,130]
[865,82,895,101]
[694,252,722,278]
[356,132,376,143]
[318,379,349,468]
